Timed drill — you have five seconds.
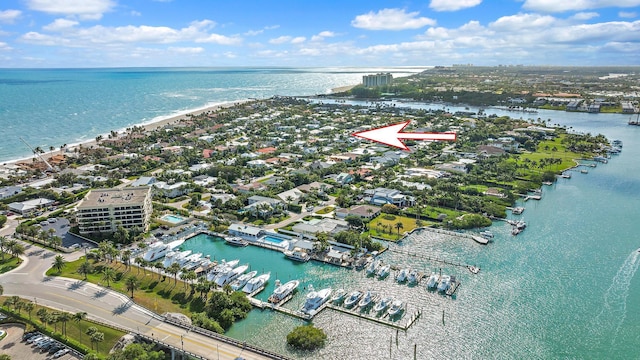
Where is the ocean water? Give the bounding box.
[3,68,638,358]
[0,67,424,163]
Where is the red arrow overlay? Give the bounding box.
[352,120,456,151]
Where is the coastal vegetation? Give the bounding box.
[286,325,327,351]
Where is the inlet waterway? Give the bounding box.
[180,106,639,359]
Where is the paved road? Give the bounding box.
[0,236,274,360]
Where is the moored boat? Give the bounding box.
[344,290,362,307]
[301,286,332,314]
[268,279,300,303]
[396,268,409,283]
[407,269,419,284]
[366,259,381,275]
[358,290,374,308]
[377,264,391,278]
[331,288,346,303]
[230,270,258,291]
[214,264,248,287]
[387,300,404,317]
[373,296,392,313]
[225,236,248,247]
[284,247,311,262]
[438,275,451,292]
[242,272,270,294]
[426,272,439,289]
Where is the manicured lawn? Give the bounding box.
[46,258,204,317]
[368,214,429,241]
[315,206,335,215]
[0,253,22,274]
[0,296,125,356]
[516,135,583,173]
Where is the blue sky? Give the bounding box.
[0,0,639,67]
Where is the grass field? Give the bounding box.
[314,206,335,215]
[0,253,22,274]
[0,296,126,356]
[368,214,430,241]
[515,135,582,173]
[46,258,204,316]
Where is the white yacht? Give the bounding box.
[207,259,240,281]
[331,288,346,303]
[268,279,300,303]
[242,272,270,294]
[143,239,185,263]
[214,264,248,287]
[437,275,451,292]
[162,251,178,268]
[366,259,381,275]
[396,268,409,283]
[174,250,194,267]
[426,272,439,289]
[373,296,392,313]
[407,269,419,284]
[230,270,258,291]
[182,253,203,270]
[344,290,362,308]
[387,300,404,317]
[358,290,373,308]
[301,286,332,314]
[377,264,391,278]
[225,236,248,247]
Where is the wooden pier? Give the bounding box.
[388,248,480,273]
[326,303,421,330]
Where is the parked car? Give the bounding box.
[48,345,64,354]
[22,331,39,341]
[40,341,57,351]
[48,218,57,223]
[53,348,70,358]
[26,335,45,344]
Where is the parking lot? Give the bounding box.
[35,217,96,249]
[0,324,81,360]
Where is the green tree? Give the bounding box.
[395,221,404,236]
[91,331,104,352]
[101,267,116,288]
[381,203,399,215]
[286,325,327,350]
[77,261,93,280]
[24,301,35,319]
[0,354,11,360]
[0,236,8,260]
[73,312,87,341]
[108,343,166,360]
[53,254,66,273]
[125,275,140,299]
[59,312,71,337]
[167,262,181,286]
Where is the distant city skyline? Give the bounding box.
[0,0,639,67]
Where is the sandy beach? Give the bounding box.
[6,100,252,166]
[331,84,357,93]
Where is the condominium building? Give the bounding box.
[76,187,152,234]
[362,73,393,87]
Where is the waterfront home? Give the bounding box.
[292,218,349,237]
[363,188,415,208]
[228,223,264,240]
[335,205,381,220]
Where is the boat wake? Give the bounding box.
[591,250,640,346]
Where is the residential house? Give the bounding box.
[153,181,190,198]
[228,223,264,240]
[0,185,22,200]
[335,205,381,220]
[8,198,55,215]
[276,188,304,204]
[325,172,353,185]
[130,176,156,187]
[240,196,285,217]
[291,218,349,237]
[296,181,333,194]
[247,159,268,168]
[363,188,415,207]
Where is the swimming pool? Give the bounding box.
[263,235,285,244]
[160,214,188,225]
[259,235,290,249]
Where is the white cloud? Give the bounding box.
[311,30,336,41]
[130,10,142,17]
[22,19,241,46]
[244,29,263,36]
[0,41,13,51]
[290,36,306,44]
[619,11,637,18]
[429,0,482,12]
[351,8,436,30]
[26,0,115,20]
[269,36,292,44]
[572,12,600,20]
[168,46,204,54]
[489,13,556,30]
[523,0,640,13]
[43,18,79,32]
[0,9,22,23]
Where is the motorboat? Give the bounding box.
[480,230,495,239]
[182,253,203,270]
[208,259,240,278]
[426,273,439,289]
[230,270,258,291]
[142,241,169,262]
[167,250,192,268]
[225,236,248,247]
[174,250,195,267]
[242,272,270,294]
[396,268,409,283]
[268,279,300,303]
[162,251,178,268]
[301,286,332,314]
[343,290,362,308]
[284,247,311,262]
[438,275,451,292]
[214,264,248,287]
[377,264,391,278]
[373,296,392,313]
[467,265,480,274]
[387,300,404,317]
[366,259,381,275]
[358,290,374,308]
[407,269,419,284]
[331,288,347,303]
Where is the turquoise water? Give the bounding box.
[161,214,187,224]
[0,67,423,163]
[185,108,639,359]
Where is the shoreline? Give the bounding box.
[2,99,254,166]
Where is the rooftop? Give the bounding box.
[78,187,151,208]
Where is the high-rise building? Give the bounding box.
[76,187,152,234]
[362,73,393,87]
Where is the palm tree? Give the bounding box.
[37,308,49,327]
[101,267,116,288]
[154,263,165,280]
[395,221,404,236]
[121,249,131,269]
[223,284,233,295]
[73,312,87,341]
[91,331,104,352]
[134,257,144,275]
[8,240,24,259]
[180,270,196,292]
[0,284,3,296]
[59,312,71,337]
[53,254,66,273]
[14,300,24,314]
[125,275,140,299]
[167,262,181,286]
[86,326,98,349]
[77,261,93,280]
[9,296,20,311]
[50,312,60,333]
[0,236,8,260]
[24,301,35,319]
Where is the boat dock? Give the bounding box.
[388,248,480,274]
[326,303,421,331]
[407,226,489,245]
